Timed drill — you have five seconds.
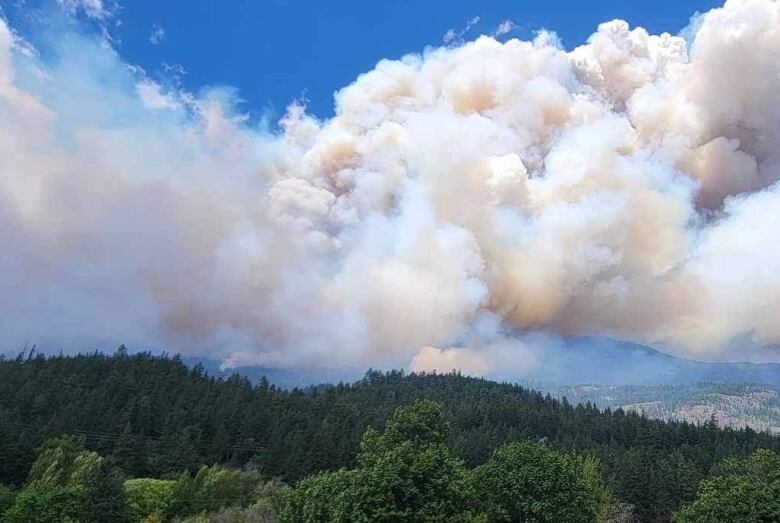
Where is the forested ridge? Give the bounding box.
[2,349,780,522]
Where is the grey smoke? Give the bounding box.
[2,0,780,375]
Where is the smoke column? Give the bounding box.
[2,0,780,374]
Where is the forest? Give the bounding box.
[1,349,779,522]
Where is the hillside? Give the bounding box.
[526,337,780,386]
[187,339,780,435]
[536,383,780,434]
[188,337,780,388]
[2,350,780,521]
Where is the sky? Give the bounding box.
[3,0,780,373]
[3,0,722,118]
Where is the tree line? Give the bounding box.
[1,349,779,521]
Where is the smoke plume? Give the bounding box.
[3,0,780,374]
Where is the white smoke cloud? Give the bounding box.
[409,313,543,377]
[2,0,780,372]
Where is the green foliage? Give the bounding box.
[124,478,177,522]
[280,400,479,522]
[472,441,602,522]
[579,455,613,522]
[27,435,102,488]
[176,481,281,522]
[3,436,129,522]
[605,502,638,523]
[173,498,280,523]
[83,457,129,523]
[2,353,780,521]
[0,485,16,516]
[169,465,265,518]
[279,469,357,522]
[375,398,448,447]
[0,425,33,488]
[1,484,88,523]
[675,449,780,522]
[123,465,265,521]
[352,400,476,522]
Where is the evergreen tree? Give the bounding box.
[83,457,129,523]
[0,484,16,516]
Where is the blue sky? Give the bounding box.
[4,0,721,119]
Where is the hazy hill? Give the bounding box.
[526,337,780,386]
[187,337,780,388]
[186,338,780,435]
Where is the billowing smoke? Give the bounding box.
[3,0,780,374]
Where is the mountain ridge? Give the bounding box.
[184,337,780,388]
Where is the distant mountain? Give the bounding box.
[526,337,780,386]
[186,337,780,388]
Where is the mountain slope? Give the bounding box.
[189,337,780,387]
[524,337,780,386]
